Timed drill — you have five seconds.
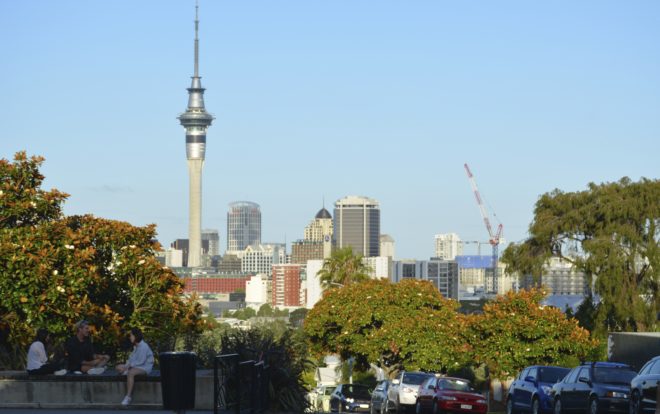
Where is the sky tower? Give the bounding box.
[178,2,214,268]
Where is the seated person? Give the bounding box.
[64,320,109,374]
[26,328,67,375]
[116,327,154,406]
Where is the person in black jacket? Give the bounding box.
[64,320,109,374]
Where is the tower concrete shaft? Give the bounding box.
[187,159,203,267]
[178,3,214,268]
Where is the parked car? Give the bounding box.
[387,371,433,413]
[551,362,637,414]
[330,383,372,412]
[371,380,390,414]
[416,376,487,414]
[630,355,660,414]
[506,365,570,414]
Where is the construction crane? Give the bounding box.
[464,163,503,293]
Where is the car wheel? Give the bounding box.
[553,398,563,414]
[630,391,641,414]
[589,398,599,414]
[506,397,515,414]
[532,397,540,414]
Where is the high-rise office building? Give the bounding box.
[201,229,220,256]
[304,208,333,242]
[226,201,261,255]
[434,233,463,260]
[291,207,333,263]
[171,238,210,268]
[178,4,214,268]
[392,259,460,300]
[333,195,380,257]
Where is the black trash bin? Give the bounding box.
[160,351,196,412]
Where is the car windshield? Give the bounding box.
[343,385,371,399]
[538,367,570,383]
[439,378,473,392]
[403,373,430,385]
[593,367,637,385]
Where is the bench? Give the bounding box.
[0,369,214,409]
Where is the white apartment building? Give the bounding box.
[363,256,392,280]
[379,234,395,258]
[434,233,463,260]
[165,248,184,267]
[241,243,287,274]
[305,260,324,309]
[245,274,270,305]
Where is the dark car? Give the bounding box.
[416,376,487,414]
[370,380,390,414]
[630,355,660,414]
[506,365,570,414]
[551,362,637,414]
[330,383,372,412]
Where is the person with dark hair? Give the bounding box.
[64,320,109,375]
[116,327,154,406]
[26,328,67,375]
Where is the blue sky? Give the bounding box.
[1,1,658,259]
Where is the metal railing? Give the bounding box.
[214,353,270,414]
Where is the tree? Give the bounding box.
[502,177,659,334]
[317,247,371,290]
[289,308,308,327]
[466,288,600,379]
[0,152,203,368]
[257,303,274,317]
[304,279,472,378]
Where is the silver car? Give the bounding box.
[387,372,432,413]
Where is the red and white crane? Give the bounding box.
[464,163,503,292]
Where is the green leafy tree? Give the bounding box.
[318,247,371,290]
[304,278,472,378]
[0,152,203,368]
[502,177,659,334]
[289,308,308,327]
[257,303,274,317]
[466,288,600,379]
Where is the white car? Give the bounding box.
[386,372,432,413]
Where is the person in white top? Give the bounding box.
[116,327,154,405]
[27,328,66,375]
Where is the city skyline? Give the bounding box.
[1,1,658,259]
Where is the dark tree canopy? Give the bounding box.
[502,177,659,334]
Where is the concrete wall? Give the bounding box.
[0,370,214,409]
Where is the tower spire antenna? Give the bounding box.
[194,0,199,78]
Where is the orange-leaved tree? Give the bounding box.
[466,288,600,379]
[304,278,472,378]
[0,152,203,368]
